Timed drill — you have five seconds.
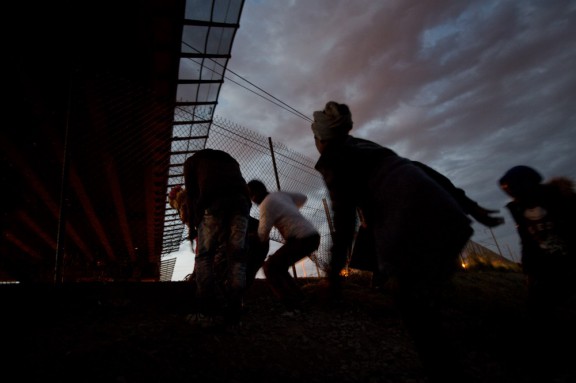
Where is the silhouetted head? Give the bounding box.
[499,165,543,200]
[247,179,268,205]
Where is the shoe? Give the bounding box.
[186,313,223,329]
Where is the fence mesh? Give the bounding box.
[165,108,333,274]
[164,107,512,280]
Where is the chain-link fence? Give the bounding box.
[163,106,513,280]
[164,107,333,276]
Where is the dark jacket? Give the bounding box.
[504,177,576,277]
[315,135,473,275]
[184,149,251,228]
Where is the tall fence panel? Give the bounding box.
[165,112,333,275]
[164,110,509,280]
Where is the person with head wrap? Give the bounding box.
[499,166,576,380]
[311,101,503,383]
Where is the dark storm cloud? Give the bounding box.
[216,0,576,259]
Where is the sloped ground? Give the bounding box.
[2,270,575,383]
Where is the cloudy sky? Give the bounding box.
[209,0,576,263]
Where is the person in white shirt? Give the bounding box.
[247,179,320,311]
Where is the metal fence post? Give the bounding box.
[268,137,298,279]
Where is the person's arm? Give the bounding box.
[287,191,308,208]
[319,165,356,280]
[413,161,504,227]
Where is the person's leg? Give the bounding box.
[263,234,320,309]
[394,273,457,383]
[245,217,268,287]
[224,213,249,324]
[246,239,269,288]
[212,241,229,309]
[525,276,564,381]
[369,164,472,382]
[393,242,468,383]
[194,212,222,318]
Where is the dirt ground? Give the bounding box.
[2,270,575,383]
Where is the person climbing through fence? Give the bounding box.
[247,179,320,313]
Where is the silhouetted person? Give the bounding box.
[499,165,576,381]
[168,187,268,290]
[247,179,320,312]
[311,101,503,382]
[499,165,576,310]
[183,149,251,327]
